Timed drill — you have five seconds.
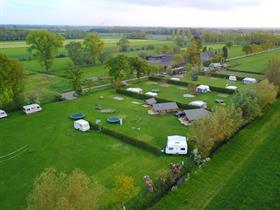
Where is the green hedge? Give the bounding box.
[199,72,246,81]
[89,122,162,155]
[226,68,265,75]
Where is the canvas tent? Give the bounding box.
[127,88,143,94]
[229,76,237,82]
[243,77,257,84]
[189,100,207,108]
[0,110,7,119]
[152,102,179,113]
[23,104,42,115]
[196,85,211,93]
[225,85,238,90]
[74,119,90,132]
[179,109,210,123]
[165,135,188,155]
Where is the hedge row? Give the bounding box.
[89,122,162,155]
[116,88,199,110]
[199,72,246,81]
[226,68,265,75]
[149,76,235,94]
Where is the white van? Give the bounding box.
[74,120,90,132]
[0,110,8,119]
[23,104,42,115]
[165,135,188,155]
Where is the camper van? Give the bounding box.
[165,135,188,155]
[0,110,8,119]
[74,120,90,132]
[23,104,42,115]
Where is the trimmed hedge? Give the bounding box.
[199,72,246,81]
[226,68,265,75]
[116,89,199,110]
[149,76,235,94]
[89,122,162,155]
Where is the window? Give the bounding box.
[180,148,186,151]
[168,147,174,150]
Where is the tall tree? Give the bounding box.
[0,53,25,109]
[186,39,201,65]
[266,56,280,88]
[26,30,64,71]
[129,57,149,78]
[68,63,83,96]
[65,41,84,65]
[117,38,130,52]
[83,33,104,64]
[222,46,228,60]
[26,168,103,210]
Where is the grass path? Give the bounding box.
[150,99,280,210]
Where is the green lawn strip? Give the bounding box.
[0,91,185,210]
[150,99,280,210]
[215,70,265,81]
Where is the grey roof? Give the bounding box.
[183,109,210,121]
[153,102,178,111]
[145,98,157,105]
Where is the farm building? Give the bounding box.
[152,102,179,114]
[145,98,157,106]
[229,76,237,82]
[127,87,143,94]
[196,85,211,93]
[145,54,173,67]
[23,104,42,115]
[0,110,8,119]
[171,66,185,75]
[165,135,188,155]
[243,77,257,84]
[177,108,210,124]
[189,100,207,108]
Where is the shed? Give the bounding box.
[165,135,188,155]
[145,92,158,97]
[152,102,179,113]
[189,101,207,108]
[243,77,257,84]
[74,120,90,132]
[127,87,143,94]
[229,76,237,82]
[23,104,42,115]
[225,85,238,90]
[196,85,210,93]
[180,109,210,123]
[145,98,157,106]
[0,110,8,119]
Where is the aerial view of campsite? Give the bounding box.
[1,1,280,210]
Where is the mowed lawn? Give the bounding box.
[150,99,280,210]
[0,90,185,210]
[129,81,233,108]
[228,48,280,73]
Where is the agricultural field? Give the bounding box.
[151,98,280,210]
[0,88,187,210]
[128,80,234,108]
[205,44,245,58]
[228,48,280,73]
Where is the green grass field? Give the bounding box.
[0,88,187,210]
[150,98,280,210]
[228,48,280,73]
[205,44,245,58]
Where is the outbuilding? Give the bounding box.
[196,85,211,93]
[178,108,210,124]
[0,110,8,119]
[189,100,207,108]
[74,119,90,132]
[243,77,257,84]
[145,98,157,106]
[152,102,179,114]
[229,76,237,82]
[126,87,143,94]
[23,104,42,115]
[165,135,188,155]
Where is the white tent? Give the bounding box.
[23,104,42,115]
[243,77,257,84]
[74,120,90,132]
[229,76,237,82]
[145,92,158,97]
[225,85,238,90]
[0,110,8,119]
[170,77,180,81]
[189,100,207,108]
[196,85,210,93]
[126,87,143,94]
[165,135,188,155]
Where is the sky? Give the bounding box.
[0,0,280,27]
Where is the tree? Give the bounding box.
[242,45,252,54]
[186,39,201,65]
[83,33,104,64]
[0,53,25,109]
[113,176,137,210]
[222,46,228,60]
[172,54,185,66]
[65,41,84,65]
[129,57,150,79]
[266,56,280,88]
[106,55,131,86]
[117,38,130,52]
[99,51,113,64]
[226,41,233,48]
[68,63,83,96]
[26,168,103,210]
[26,30,64,71]
[232,89,261,121]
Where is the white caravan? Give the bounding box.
[74,119,90,132]
[23,104,42,115]
[0,110,8,119]
[165,135,188,155]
